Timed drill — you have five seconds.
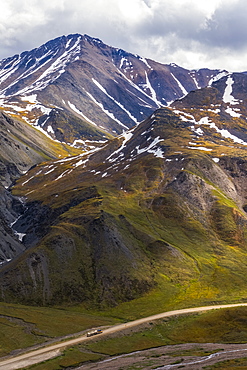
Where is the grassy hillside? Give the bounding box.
[0,107,247,311]
[0,301,117,358]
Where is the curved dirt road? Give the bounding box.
[1,303,247,370]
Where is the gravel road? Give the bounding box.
[1,303,247,370]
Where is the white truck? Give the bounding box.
[86,329,103,337]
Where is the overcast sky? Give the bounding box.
[0,0,246,71]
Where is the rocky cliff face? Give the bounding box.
[0,111,81,263]
[0,184,26,263]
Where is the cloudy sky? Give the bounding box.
[0,0,246,71]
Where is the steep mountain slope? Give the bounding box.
[171,72,247,153]
[0,112,81,187]
[0,34,223,146]
[1,72,247,308]
[0,111,81,264]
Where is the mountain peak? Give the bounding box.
[0,34,224,146]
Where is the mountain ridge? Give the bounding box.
[1,99,247,306]
[0,33,224,146]
[1,36,247,309]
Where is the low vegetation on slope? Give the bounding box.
[1,305,247,369]
[0,301,117,358]
[0,111,80,186]
[1,104,247,311]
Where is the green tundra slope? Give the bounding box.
[1,85,247,310]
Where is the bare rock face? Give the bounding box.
[0,184,25,263]
[0,111,80,264]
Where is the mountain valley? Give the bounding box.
[0,35,247,313]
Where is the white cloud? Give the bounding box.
[118,0,152,24]
[0,0,246,72]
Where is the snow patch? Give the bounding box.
[92,78,138,123]
[22,169,42,186]
[195,116,247,145]
[86,89,129,129]
[106,131,133,163]
[136,136,164,157]
[20,94,37,103]
[208,70,229,86]
[194,127,204,136]
[225,106,241,118]
[171,73,188,97]
[139,57,152,69]
[212,157,220,163]
[208,108,220,114]
[43,167,56,175]
[223,75,239,105]
[47,125,54,134]
[119,57,132,70]
[68,101,96,125]
[116,67,158,108]
[188,146,212,151]
[189,72,200,89]
[143,71,162,107]
[14,232,26,242]
[54,169,72,181]
[74,159,88,167]
[0,259,12,265]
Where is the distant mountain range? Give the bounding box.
[0,34,224,146]
[1,34,247,308]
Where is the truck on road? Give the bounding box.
[86,329,103,337]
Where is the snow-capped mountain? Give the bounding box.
[0,33,223,147]
[3,35,247,309]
